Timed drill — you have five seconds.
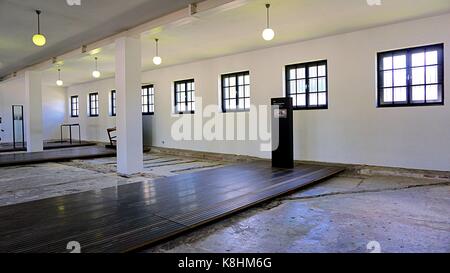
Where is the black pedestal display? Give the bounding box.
[271,97,294,168]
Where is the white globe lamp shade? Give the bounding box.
[56,79,63,86]
[92,70,101,78]
[262,28,275,41]
[32,34,46,46]
[153,56,162,65]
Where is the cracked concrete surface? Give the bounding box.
[143,174,450,253]
[0,152,227,206]
[66,153,226,177]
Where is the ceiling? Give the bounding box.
[0,0,197,77]
[2,0,450,86]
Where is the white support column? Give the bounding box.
[115,36,143,175]
[24,71,43,152]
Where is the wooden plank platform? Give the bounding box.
[0,140,96,153]
[0,162,344,253]
[42,140,97,150]
[0,146,116,167]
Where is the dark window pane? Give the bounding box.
[174,80,195,114]
[377,44,443,107]
[221,71,250,112]
[285,61,328,109]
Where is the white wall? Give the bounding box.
[0,76,26,143]
[42,85,66,140]
[66,13,450,171]
[66,79,117,142]
[0,76,66,143]
[66,78,154,144]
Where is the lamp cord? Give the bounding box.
[36,10,41,34]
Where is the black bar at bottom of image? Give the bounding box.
[0,253,447,272]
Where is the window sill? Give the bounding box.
[222,109,250,113]
[293,106,328,111]
[377,102,444,108]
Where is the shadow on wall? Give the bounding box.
[0,105,18,142]
[87,124,102,142]
[0,116,4,143]
[143,115,153,147]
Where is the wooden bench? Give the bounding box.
[106,127,117,148]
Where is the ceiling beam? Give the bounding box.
[1,0,241,82]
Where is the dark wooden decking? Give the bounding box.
[0,146,116,167]
[0,162,344,253]
[0,140,96,153]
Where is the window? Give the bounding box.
[142,85,154,115]
[88,92,99,117]
[70,96,79,117]
[378,44,444,107]
[110,90,116,116]
[221,71,250,112]
[174,79,195,114]
[285,60,328,109]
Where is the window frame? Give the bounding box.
[110,90,116,116]
[141,85,155,115]
[377,43,444,107]
[70,95,79,118]
[88,92,99,117]
[285,60,328,110]
[174,79,195,114]
[221,71,251,113]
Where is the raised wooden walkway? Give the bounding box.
[0,140,96,153]
[0,162,344,253]
[0,146,116,167]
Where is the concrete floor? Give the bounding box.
[0,151,449,253]
[143,174,450,253]
[0,152,226,206]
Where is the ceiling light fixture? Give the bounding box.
[32,10,47,47]
[153,38,162,66]
[66,0,81,6]
[92,57,101,78]
[262,4,275,41]
[56,68,63,86]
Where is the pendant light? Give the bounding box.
[153,38,162,65]
[262,4,275,41]
[92,57,101,78]
[32,10,47,47]
[56,68,63,86]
